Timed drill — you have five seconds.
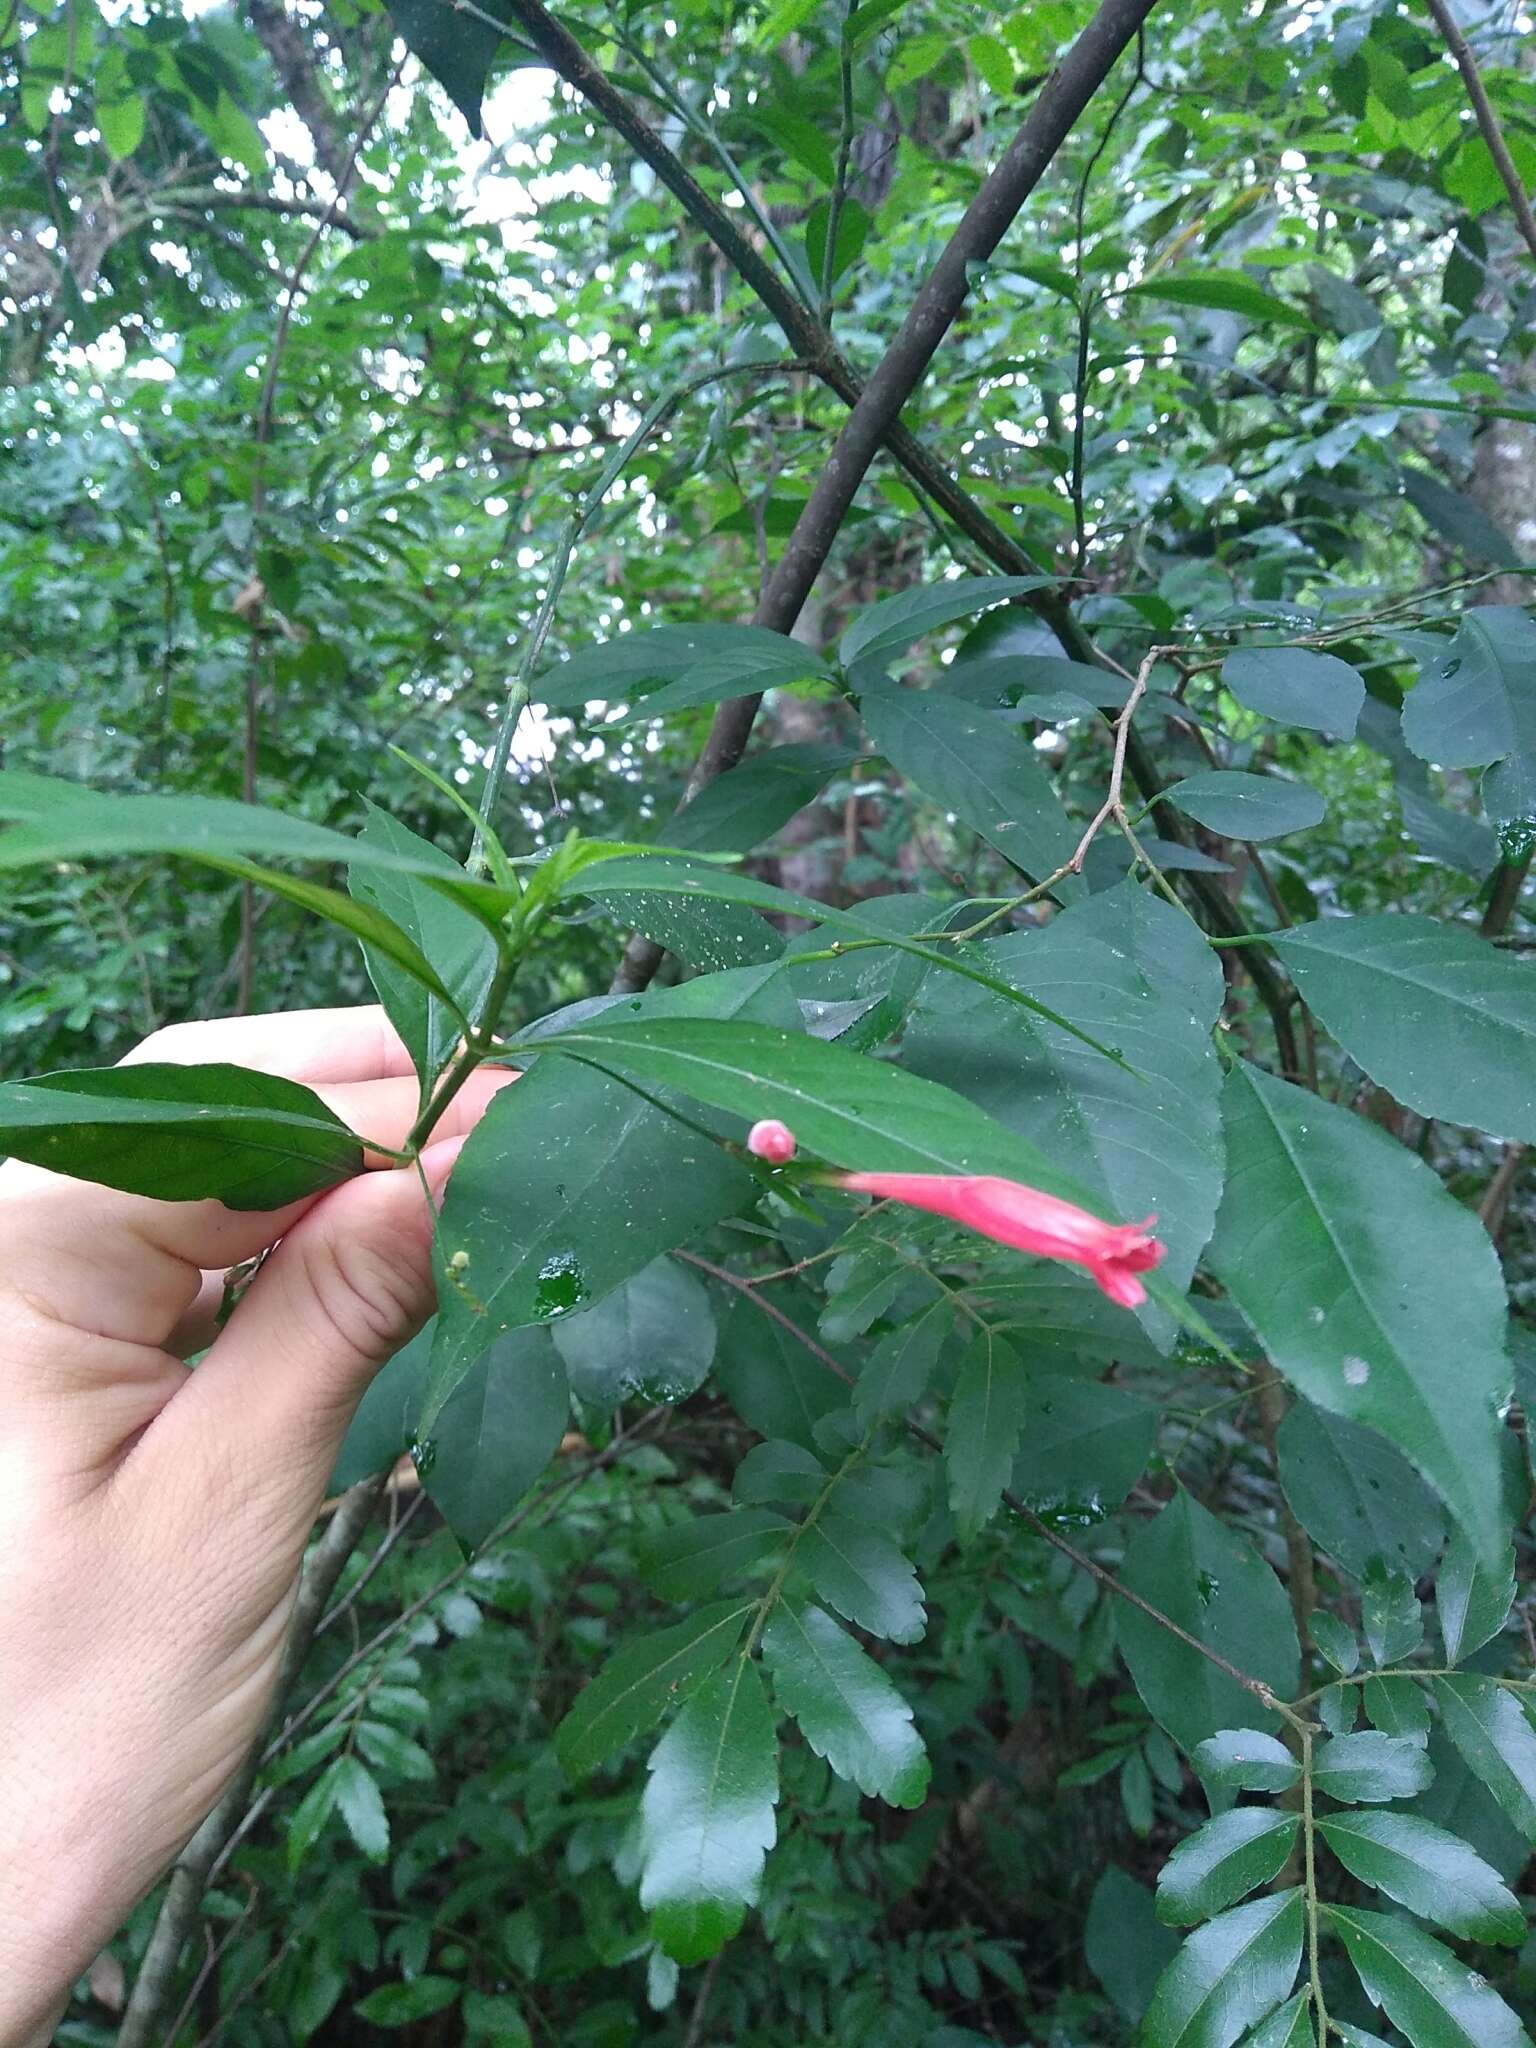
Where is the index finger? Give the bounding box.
[119,1006,419,1086]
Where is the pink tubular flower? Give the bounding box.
[747,1119,798,1164]
[835,1171,1165,1308]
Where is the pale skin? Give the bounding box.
[0,1008,513,2047]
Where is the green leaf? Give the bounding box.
[1438,1527,1515,1665]
[1318,1811,1524,1946]
[1163,771,1325,841]
[664,744,853,856]
[1117,1494,1300,1753]
[1310,1611,1360,1676]
[423,1327,570,1552]
[733,1439,827,1509]
[385,0,510,135]
[714,1289,847,1450]
[1275,1400,1445,1581]
[332,1757,389,1863]
[1312,1732,1435,1803]
[903,883,1226,1342]
[1156,1809,1299,1927]
[794,1512,925,1644]
[1087,1869,1180,2022]
[96,90,145,158]
[1221,648,1364,737]
[553,1257,715,1405]
[350,803,500,1093]
[1245,1993,1316,2048]
[805,194,871,286]
[761,1602,929,1807]
[839,575,1058,666]
[639,1659,779,1963]
[1209,1062,1512,1565]
[946,1330,1028,1537]
[423,969,791,1432]
[1139,1890,1305,2048]
[286,1760,343,1872]
[0,770,511,926]
[640,1508,788,1606]
[608,638,831,721]
[1272,915,1536,1145]
[1327,1904,1534,2048]
[1008,1370,1157,1518]
[1361,1560,1423,1667]
[1400,607,1536,828]
[1362,1675,1429,1741]
[354,1976,462,2026]
[1432,1676,1536,1840]
[1127,269,1315,329]
[1191,1729,1299,1794]
[1401,468,1518,567]
[862,686,1081,888]
[555,1601,755,1779]
[854,1300,951,1425]
[0,1062,361,1208]
[539,624,830,711]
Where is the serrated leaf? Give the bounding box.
[1117,1495,1300,1753]
[1163,771,1324,840]
[1312,1732,1435,1803]
[854,1300,951,1425]
[1140,1890,1304,2047]
[1328,1904,1534,2048]
[639,1510,789,1602]
[793,1512,925,1643]
[714,1289,847,1451]
[1310,1611,1360,1675]
[1210,1062,1512,1565]
[1271,915,1536,1145]
[332,1757,389,1863]
[1362,1675,1430,1742]
[0,1062,361,1208]
[1191,1729,1300,1793]
[1156,1809,1298,1927]
[1432,1676,1536,1840]
[839,575,1058,665]
[946,1330,1028,1537]
[1318,1810,1524,1945]
[1438,1525,1516,1666]
[1361,1560,1423,1668]
[639,1660,778,1964]
[555,1601,754,1778]
[1222,648,1364,737]
[761,1602,929,1806]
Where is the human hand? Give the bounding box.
[0,1008,509,2046]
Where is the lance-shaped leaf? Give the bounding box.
[423,1327,570,1553]
[663,744,854,855]
[0,1062,361,1208]
[1140,1890,1304,2048]
[1208,1062,1512,1565]
[1328,1905,1534,2048]
[1246,1993,1316,2047]
[1432,1676,1536,1839]
[1271,915,1536,1144]
[555,1601,754,1779]
[854,1300,951,1425]
[1318,1811,1525,1946]
[538,623,832,711]
[1438,1528,1515,1666]
[793,1513,925,1644]
[946,1330,1028,1537]
[1400,605,1536,828]
[1117,1493,1299,1754]
[350,803,502,1092]
[1155,1809,1299,1927]
[639,1659,779,1964]
[761,1603,929,1807]
[839,574,1058,664]
[862,686,1080,889]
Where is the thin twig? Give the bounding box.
[1422,0,1536,268]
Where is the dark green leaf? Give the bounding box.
[1245,1993,1316,2048]
[1400,607,1536,828]
[1318,1811,1524,1945]
[713,1289,847,1451]
[0,1061,361,1208]
[639,1659,778,1963]
[1140,1890,1304,2048]
[854,1300,951,1425]
[1275,1400,1445,1581]
[761,1602,929,1806]
[332,1756,389,1862]
[1191,1729,1300,1794]
[1327,1904,1534,2048]
[424,1327,570,1552]
[946,1330,1028,1537]
[1401,468,1518,567]
[1432,1676,1536,1840]
[794,1512,925,1643]
[805,194,870,285]
[1086,1869,1179,2023]
[1117,1494,1300,1753]
[1311,1732,1435,1803]
[555,1601,755,1779]
[862,687,1080,887]
[1361,1561,1423,1667]
[538,625,829,712]
[1310,1612,1360,1676]
[1209,1062,1512,1565]
[839,575,1058,665]
[1222,648,1364,737]
[1163,771,1325,840]
[1439,1525,1516,1666]
[1361,1676,1429,1742]
[1271,915,1536,1144]
[385,0,510,134]
[664,744,853,856]
[1128,269,1315,329]
[553,1257,715,1405]
[1008,1370,1157,1518]
[354,1976,462,2026]
[640,1509,789,1603]
[1156,1809,1299,1927]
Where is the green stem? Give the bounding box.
[741,1446,866,1658]
[1301,1725,1329,2038]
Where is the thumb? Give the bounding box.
[145,1138,464,1523]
